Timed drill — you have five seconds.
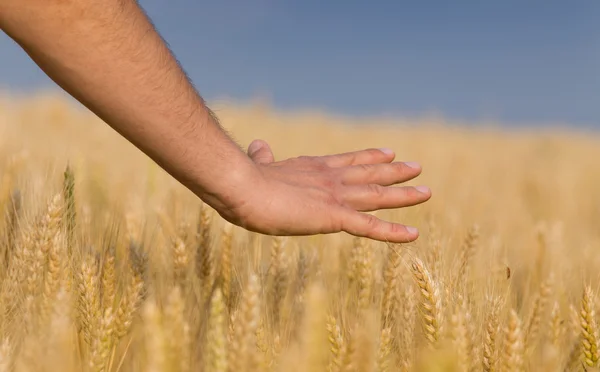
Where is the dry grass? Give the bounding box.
[1,93,600,371]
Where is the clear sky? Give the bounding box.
[1,1,599,127]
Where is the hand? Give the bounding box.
[0,1,430,244]
[222,139,432,243]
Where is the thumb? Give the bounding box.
[247,139,275,164]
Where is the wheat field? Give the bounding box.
[0,93,599,371]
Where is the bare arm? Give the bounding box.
[0,0,253,211]
[0,0,431,242]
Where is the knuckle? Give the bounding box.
[389,223,405,234]
[406,186,420,198]
[320,176,337,190]
[368,184,385,198]
[300,156,328,170]
[345,152,357,165]
[365,148,381,157]
[316,160,329,171]
[394,162,409,174]
[362,214,380,230]
[352,163,375,179]
[358,163,373,174]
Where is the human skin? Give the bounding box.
[0,0,431,243]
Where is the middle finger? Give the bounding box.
[341,184,432,211]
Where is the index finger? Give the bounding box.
[321,148,396,168]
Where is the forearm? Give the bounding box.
[0,0,256,209]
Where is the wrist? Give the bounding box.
[199,154,261,220]
[184,111,261,218]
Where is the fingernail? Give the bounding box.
[378,148,394,156]
[406,226,419,235]
[415,185,430,194]
[404,162,420,169]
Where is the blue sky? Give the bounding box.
[1,1,599,127]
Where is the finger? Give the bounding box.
[341,162,422,186]
[340,210,419,243]
[321,148,395,168]
[341,184,431,211]
[248,139,275,164]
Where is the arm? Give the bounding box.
[0,0,431,242]
[0,0,252,212]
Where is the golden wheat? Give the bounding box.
[0,94,599,371]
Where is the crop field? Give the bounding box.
[0,94,599,371]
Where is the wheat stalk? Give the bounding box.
[581,285,599,367]
[410,257,443,347]
[501,309,524,372]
